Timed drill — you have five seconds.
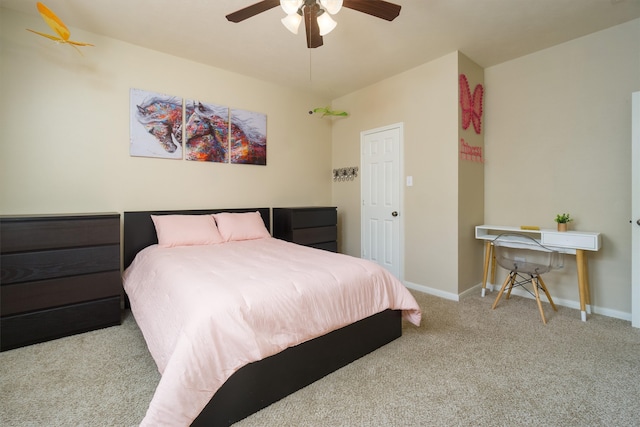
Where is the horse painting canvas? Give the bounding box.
[184,100,229,163]
[230,108,267,165]
[130,88,183,159]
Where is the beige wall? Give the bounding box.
[0,8,332,217]
[331,19,639,319]
[332,52,466,296]
[457,53,485,293]
[484,19,640,318]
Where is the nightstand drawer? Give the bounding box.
[292,226,337,245]
[308,241,338,252]
[290,209,337,229]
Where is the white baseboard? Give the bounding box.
[470,282,632,322]
[404,280,631,322]
[404,281,460,301]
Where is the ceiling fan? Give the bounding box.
[226,0,401,48]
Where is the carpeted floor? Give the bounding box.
[1,290,639,426]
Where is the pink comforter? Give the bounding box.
[123,237,421,426]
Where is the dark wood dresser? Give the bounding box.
[273,207,338,252]
[0,213,122,351]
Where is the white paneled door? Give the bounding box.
[632,91,639,328]
[361,123,403,279]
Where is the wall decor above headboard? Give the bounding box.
[130,88,267,165]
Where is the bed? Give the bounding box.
[123,208,421,426]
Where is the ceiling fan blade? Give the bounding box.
[342,0,401,21]
[304,2,323,48]
[226,0,280,23]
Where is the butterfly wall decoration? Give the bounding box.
[26,2,94,54]
[459,74,484,134]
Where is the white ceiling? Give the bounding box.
[2,0,639,99]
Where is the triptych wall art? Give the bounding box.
[129,88,267,165]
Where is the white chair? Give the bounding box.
[491,233,563,324]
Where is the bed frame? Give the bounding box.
[123,208,402,427]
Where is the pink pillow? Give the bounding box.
[151,214,224,247]
[213,211,270,241]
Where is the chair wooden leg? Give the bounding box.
[505,273,516,300]
[537,275,557,311]
[492,273,513,310]
[490,252,497,284]
[531,277,547,324]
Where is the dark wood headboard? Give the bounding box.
[123,208,270,269]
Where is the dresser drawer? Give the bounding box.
[1,271,122,316]
[0,297,121,351]
[1,245,120,285]
[1,215,120,253]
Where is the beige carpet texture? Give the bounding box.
[1,290,639,426]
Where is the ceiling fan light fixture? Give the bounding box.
[319,0,343,15]
[317,10,337,36]
[281,12,303,34]
[280,0,303,15]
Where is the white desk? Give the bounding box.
[475,225,602,321]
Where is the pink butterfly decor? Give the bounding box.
[459,74,484,134]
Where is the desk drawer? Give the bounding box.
[541,232,600,251]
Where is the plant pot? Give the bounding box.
[557,223,568,232]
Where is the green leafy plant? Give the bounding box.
[554,213,573,224]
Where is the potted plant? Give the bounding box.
[555,213,573,232]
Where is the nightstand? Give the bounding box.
[273,207,338,252]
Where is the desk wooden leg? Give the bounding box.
[482,241,492,297]
[576,249,590,322]
[583,254,591,311]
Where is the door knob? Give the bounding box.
[392,211,398,217]
[637,219,640,226]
